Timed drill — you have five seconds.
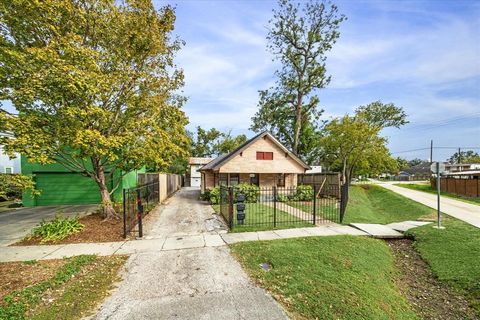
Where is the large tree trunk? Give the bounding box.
[293,97,303,153]
[91,157,118,220]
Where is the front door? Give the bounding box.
[249,173,259,186]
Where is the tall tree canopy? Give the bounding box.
[321,101,407,184]
[447,150,480,164]
[251,0,345,157]
[0,0,189,219]
[189,127,247,157]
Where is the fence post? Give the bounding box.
[313,184,317,225]
[122,188,127,238]
[228,186,234,229]
[340,184,349,223]
[273,186,277,228]
[136,189,143,238]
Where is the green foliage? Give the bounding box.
[251,0,345,154]
[189,127,247,157]
[320,101,406,184]
[234,183,260,203]
[447,150,480,164]
[0,173,39,200]
[0,0,189,218]
[208,187,220,205]
[276,194,289,202]
[231,236,417,319]
[199,190,211,202]
[0,255,96,320]
[291,184,313,201]
[30,214,84,243]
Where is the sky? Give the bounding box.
[2,0,479,162]
[158,0,480,161]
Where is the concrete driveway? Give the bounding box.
[94,187,287,320]
[0,204,97,246]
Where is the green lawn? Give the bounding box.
[212,203,312,233]
[395,183,480,205]
[342,185,435,224]
[407,217,480,316]
[286,200,340,223]
[231,236,418,320]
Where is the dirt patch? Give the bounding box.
[12,214,125,246]
[388,239,476,320]
[0,259,66,300]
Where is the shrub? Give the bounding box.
[199,190,211,201]
[277,194,289,202]
[292,184,314,201]
[234,183,260,203]
[30,214,84,243]
[209,187,220,204]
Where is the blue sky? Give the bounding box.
[2,0,479,161]
[161,0,480,161]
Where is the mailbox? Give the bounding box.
[236,193,246,224]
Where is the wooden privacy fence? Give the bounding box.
[123,173,182,238]
[298,172,341,198]
[431,177,480,198]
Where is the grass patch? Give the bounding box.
[0,255,126,320]
[231,236,418,319]
[342,185,435,224]
[395,183,480,205]
[406,217,480,316]
[212,203,312,233]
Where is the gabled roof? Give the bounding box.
[199,131,310,171]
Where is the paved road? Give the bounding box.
[0,205,97,246]
[94,187,287,320]
[380,183,480,228]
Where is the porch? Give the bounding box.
[201,172,298,192]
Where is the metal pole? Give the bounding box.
[430,140,433,163]
[122,188,127,238]
[273,186,277,228]
[137,189,143,238]
[313,185,317,225]
[436,162,441,228]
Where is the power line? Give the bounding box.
[391,146,480,154]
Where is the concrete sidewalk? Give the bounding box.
[0,221,432,263]
[380,183,480,228]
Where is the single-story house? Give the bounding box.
[189,157,214,187]
[22,156,144,207]
[199,131,310,192]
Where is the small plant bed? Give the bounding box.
[343,185,435,224]
[0,255,127,320]
[394,183,480,205]
[231,236,418,319]
[388,239,476,319]
[13,214,125,246]
[406,217,480,317]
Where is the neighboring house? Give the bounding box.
[305,165,322,174]
[445,163,480,173]
[404,161,431,177]
[189,157,214,187]
[22,156,144,207]
[0,132,21,174]
[199,131,310,192]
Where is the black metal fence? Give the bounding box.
[219,184,348,230]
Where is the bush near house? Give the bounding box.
[234,183,260,203]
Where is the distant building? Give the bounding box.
[189,157,214,187]
[445,163,480,173]
[0,132,21,174]
[305,166,322,174]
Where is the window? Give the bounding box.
[256,151,273,160]
[4,167,12,174]
[218,173,228,186]
[276,174,285,187]
[230,173,239,186]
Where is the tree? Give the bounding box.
[0,0,189,219]
[0,174,39,200]
[395,157,409,171]
[251,0,345,155]
[408,158,423,167]
[447,150,480,164]
[320,102,407,184]
[190,127,246,157]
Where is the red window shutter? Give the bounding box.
[256,152,264,160]
[265,152,273,160]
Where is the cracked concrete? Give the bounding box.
[93,188,287,320]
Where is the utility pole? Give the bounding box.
[458,147,461,164]
[430,140,433,163]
